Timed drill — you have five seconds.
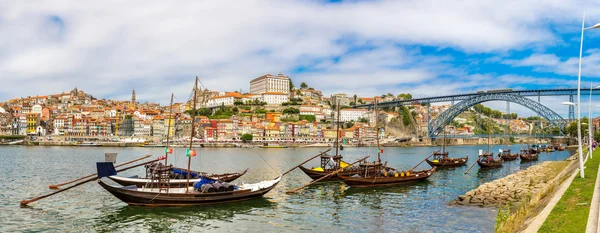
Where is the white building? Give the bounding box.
[263,92,289,105]
[31,104,43,115]
[337,109,369,122]
[207,96,236,107]
[53,116,66,135]
[133,117,152,136]
[299,105,322,116]
[250,73,291,94]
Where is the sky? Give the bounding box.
[2,0,600,118]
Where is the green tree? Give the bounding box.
[282,107,300,114]
[397,93,413,100]
[234,100,244,106]
[300,82,308,89]
[359,117,368,123]
[289,79,295,92]
[241,133,253,142]
[349,101,356,106]
[346,121,355,128]
[299,115,316,122]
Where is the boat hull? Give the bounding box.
[501,154,519,161]
[108,169,248,188]
[425,157,468,168]
[520,154,539,161]
[477,159,503,168]
[337,167,436,188]
[299,165,371,181]
[98,178,279,206]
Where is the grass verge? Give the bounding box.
[495,161,570,233]
[538,149,600,233]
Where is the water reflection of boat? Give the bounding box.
[94,198,276,231]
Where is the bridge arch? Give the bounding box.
[428,93,567,138]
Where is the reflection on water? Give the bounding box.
[94,198,276,232]
[1,145,571,232]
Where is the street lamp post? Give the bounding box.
[564,101,586,178]
[573,13,600,178]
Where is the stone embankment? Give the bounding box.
[450,160,573,207]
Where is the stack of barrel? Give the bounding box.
[196,181,235,193]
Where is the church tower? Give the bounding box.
[132,89,136,104]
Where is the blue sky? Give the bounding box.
[2,0,600,117]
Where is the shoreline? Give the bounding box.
[0,140,558,148]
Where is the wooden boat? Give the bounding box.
[425,130,468,168]
[426,156,468,167]
[500,149,519,161]
[299,103,365,181]
[98,168,280,206]
[520,149,539,161]
[108,165,248,188]
[477,152,504,168]
[475,120,503,168]
[337,166,437,188]
[337,100,437,188]
[298,159,369,181]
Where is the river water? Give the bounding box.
[2,145,571,232]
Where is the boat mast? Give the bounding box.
[442,126,446,154]
[165,93,174,165]
[375,99,380,165]
[335,100,340,156]
[186,77,198,193]
[487,119,491,154]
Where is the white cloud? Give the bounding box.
[1,0,600,104]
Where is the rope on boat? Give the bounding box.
[251,147,280,176]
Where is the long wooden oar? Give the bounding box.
[49,154,152,189]
[408,152,435,172]
[280,149,332,177]
[21,158,159,206]
[464,155,482,174]
[285,156,369,194]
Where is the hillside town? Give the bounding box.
[0,73,539,144]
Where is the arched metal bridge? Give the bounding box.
[354,88,600,138]
[429,93,566,138]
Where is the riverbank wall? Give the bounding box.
[450,159,575,207]
[1,136,568,148]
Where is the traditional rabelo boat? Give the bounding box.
[476,132,503,168]
[476,151,504,168]
[337,100,437,188]
[426,129,468,168]
[105,93,247,188]
[299,103,370,181]
[465,121,503,173]
[500,149,519,161]
[520,148,539,161]
[96,77,280,206]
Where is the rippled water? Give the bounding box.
[2,145,571,232]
